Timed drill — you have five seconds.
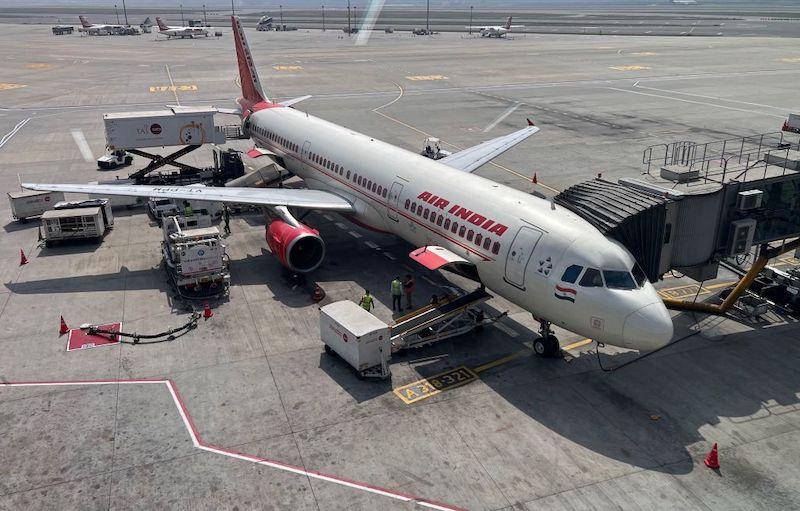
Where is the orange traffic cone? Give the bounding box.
[704,443,720,469]
[59,316,70,336]
[19,249,28,266]
[311,285,325,303]
[202,301,214,319]
[531,173,538,184]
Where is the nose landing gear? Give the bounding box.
[533,319,561,358]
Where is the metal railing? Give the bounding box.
[642,131,799,176]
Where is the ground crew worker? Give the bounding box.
[222,205,231,235]
[359,289,375,312]
[403,274,415,310]
[390,276,403,312]
[183,200,194,217]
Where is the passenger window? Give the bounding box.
[444,219,451,229]
[411,202,417,213]
[372,183,377,193]
[483,237,491,250]
[451,222,458,234]
[417,206,423,216]
[475,233,482,245]
[459,226,466,237]
[346,170,351,179]
[467,230,474,242]
[382,189,388,198]
[377,185,382,195]
[436,215,443,226]
[561,265,584,284]
[423,209,429,219]
[579,268,603,287]
[492,242,500,254]
[632,263,647,287]
[604,270,636,290]
[404,199,410,210]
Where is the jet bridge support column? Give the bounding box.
[663,238,800,314]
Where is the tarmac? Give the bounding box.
[1,21,800,511]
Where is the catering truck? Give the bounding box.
[8,190,65,221]
[104,106,225,150]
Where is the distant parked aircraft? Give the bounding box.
[472,16,525,38]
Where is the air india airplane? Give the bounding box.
[24,16,673,357]
[472,17,525,38]
[155,17,210,38]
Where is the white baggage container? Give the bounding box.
[42,207,106,244]
[104,106,226,150]
[320,300,391,379]
[8,190,65,221]
[88,179,145,208]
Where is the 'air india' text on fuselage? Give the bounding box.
[416,191,508,236]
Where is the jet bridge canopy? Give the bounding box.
[554,179,672,282]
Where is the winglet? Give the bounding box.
[527,118,535,126]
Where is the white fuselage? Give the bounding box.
[244,106,673,350]
[160,26,208,38]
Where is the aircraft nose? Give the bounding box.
[622,302,674,351]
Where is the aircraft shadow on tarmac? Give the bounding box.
[374,306,800,476]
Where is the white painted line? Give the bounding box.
[634,83,790,111]
[348,230,363,238]
[165,64,180,106]
[365,241,380,249]
[1,379,464,511]
[0,117,30,151]
[482,103,521,133]
[605,87,785,118]
[70,129,94,162]
[384,253,397,260]
[323,214,335,221]
[335,222,348,229]
[422,276,437,285]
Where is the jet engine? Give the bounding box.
[266,218,326,273]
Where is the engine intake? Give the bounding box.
[266,219,326,273]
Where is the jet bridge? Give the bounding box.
[556,129,800,305]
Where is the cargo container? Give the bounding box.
[320,301,391,379]
[104,106,226,150]
[87,179,145,208]
[8,190,65,221]
[41,199,113,245]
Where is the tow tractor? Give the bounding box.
[161,215,229,300]
[320,287,505,379]
[420,137,451,160]
[97,149,133,170]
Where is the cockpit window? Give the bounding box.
[603,270,636,290]
[579,268,603,287]
[632,263,648,287]
[561,265,583,283]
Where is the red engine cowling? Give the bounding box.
[266,219,326,273]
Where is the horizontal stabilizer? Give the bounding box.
[279,95,312,107]
[247,147,274,158]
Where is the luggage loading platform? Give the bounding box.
[390,287,503,352]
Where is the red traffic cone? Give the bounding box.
[531,173,538,184]
[704,443,720,469]
[202,301,214,319]
[59,316,70,336]
[311,285,325,303]
[19,249,28,266]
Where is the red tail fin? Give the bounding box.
[156,17,169,31]
[231,16,267,105]
[79,16,92,29]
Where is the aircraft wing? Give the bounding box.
[21,183,355,212]
[437,121,540,173]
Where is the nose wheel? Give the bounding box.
[533,320,561,358]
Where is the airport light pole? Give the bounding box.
[322,5,325,31]
[114,4,120,25]
[426,0,430,33]
[280,5,284,26]
[203,4,207,25]
[469,6,473,35]
[180,4,185,26]
[353,5,357,30]
[231,0,235,16]
[122,0,128,25]
[347,0,351,36]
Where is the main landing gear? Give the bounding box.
[533,319,561,358]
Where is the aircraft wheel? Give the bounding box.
[534,335,560,358]
[323,344,333,354]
